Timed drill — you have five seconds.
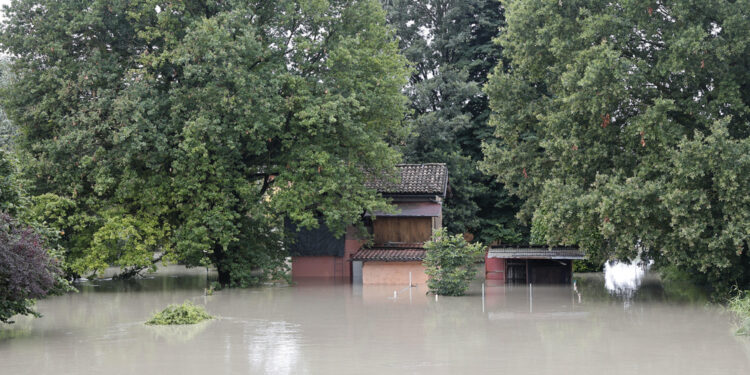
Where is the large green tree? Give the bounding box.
[1,0,409,285]
[0,59,15,150]
[382,0,526,244]
[483,0,750,294]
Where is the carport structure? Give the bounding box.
[485,246,585,284]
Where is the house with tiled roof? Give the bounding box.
[289,163,448,285]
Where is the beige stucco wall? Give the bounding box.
[362,261,428,285]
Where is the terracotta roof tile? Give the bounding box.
[365,164,448,196]
[351,247,427,262]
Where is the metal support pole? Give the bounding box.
[529,283,533,313]
[482,282,485,313]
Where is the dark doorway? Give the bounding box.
[504,259,572,284]
[529,260,571,284]
[506,260,527,284]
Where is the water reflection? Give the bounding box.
[247,321,301,375]
[604,260,650,296]
[146,320,214,343]
[0,265,748,375]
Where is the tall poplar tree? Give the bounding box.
[1,0,409,285]
[483,0,750,294]
[382,0,527,244]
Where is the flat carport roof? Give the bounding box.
[487,247,585,260]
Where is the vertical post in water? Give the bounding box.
[409,272,412,287]
[572,279,576,306]
[204,266,210,304]
[529,283,533,313]
[482,282,485,313]
[394,290,397,299]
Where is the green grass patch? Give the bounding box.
[145,301,213,325]
[729,291,750,336]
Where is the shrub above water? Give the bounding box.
[729,292,750,336]
[0,212,70,324]
[145,301,212,325]
[423,229,484,296]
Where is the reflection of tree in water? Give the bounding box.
[75,268,214,294]
[145,319,213,343]
[575,268,709,308]
[0,322,33,341]
[531,276,722,372]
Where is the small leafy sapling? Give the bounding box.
[423,228,484,296]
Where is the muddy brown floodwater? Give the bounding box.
[1,265,749,375]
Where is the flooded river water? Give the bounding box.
[1,266,749,374]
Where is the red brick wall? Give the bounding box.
[291,225,364,280]
[291,256,338,278]
[485,256,506,283]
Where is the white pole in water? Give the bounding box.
[409,272,413,303]
[435,293,438,302]
[393,290,397,299]
[529,283,533,313]
[482,282,485,313]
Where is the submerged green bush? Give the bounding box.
[729,292,750,336]
[145,301,212,325]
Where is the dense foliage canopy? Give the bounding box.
[0,61,14,151]
[382,0,526,244]
[483,0,750,294]
[1,0,409,285]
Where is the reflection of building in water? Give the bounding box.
[485,246,584,285]
[288,164,449,285]
[484,284,588,321]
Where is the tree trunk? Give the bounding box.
[213,244,231,287]
[217,266,231,287]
